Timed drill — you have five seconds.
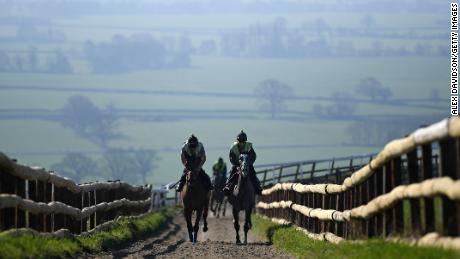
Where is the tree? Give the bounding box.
[361,14,375,28]
[46,50,72,74]
[326,92,357,118]
[254,79,293,118]
[355,77,393,101]
[104,148,137,183]
[103,148,159,184]
[83,34,187,73]
[61,95,122,149]
[312,103,324,117]
[131,149,159,184]
[28,46,38,71]
[52,153,98,183]
[0,50,11,71]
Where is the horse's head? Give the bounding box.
[238,154,249,178]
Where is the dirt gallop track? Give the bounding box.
[89,208,293,258]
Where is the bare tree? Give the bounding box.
[355,77,393,101]
[103,148,159,184]
[104,148,137,183]
[52,153,99,183]
[327,92,357,118]
[131,148,159,184]
[361,14,375,28]
[61,95,122,149]
[255,79,293,118]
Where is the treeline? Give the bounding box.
[52,149,158,185]
[0,0,444,16]
[218,18,448,58]
[345,115,444,146]
[83,34,190,73]
[16,23,66,42]
[55,95,159,184]
[0,48,72,73]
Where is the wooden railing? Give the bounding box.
[257,117,460,250]
[256,154,377,187]
[0,152,158,235]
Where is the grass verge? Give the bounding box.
[252,214,460,259]
[0,207,177,259]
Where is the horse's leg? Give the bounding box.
[216,200,221,218]
[193,208,202,244]
[243,207,253,245]
[233,206,241,244]
[184,208,193,242]
[223,199,227,217]
[203,191,210,232]
[210,191,215,213]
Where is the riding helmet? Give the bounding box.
[237,130,247,142]
[188,134,198,148]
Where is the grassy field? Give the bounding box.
[0,9,449,186]
[0,54,447,185]
[0,56,449,105]
[0,207,176,259]
[252,214,460,259]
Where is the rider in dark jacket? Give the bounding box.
[223,130,262,195]
[176,134,212,192]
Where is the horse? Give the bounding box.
[180,168,210,244]
[228,154,255,244]
[210,172,227,218]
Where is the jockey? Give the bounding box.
[223,130,262,195]
[211,157,227,189]
[212,157,227,179]
[176,134,213,192]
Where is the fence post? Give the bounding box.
[407,148,421,237]
[307,193,313,232]
[383,162,392,237]
[391,157,404,236]
[294,165,301,182]
[262,170,268,187]
[349,157,354,172]
[335,169,341,184]
[329,159,335,176]
[421,144,435,234]
[343,189,349,238]
[278,168,283,183]
[374,167,384,237]
[439,138,460,236]
[367,174,375,238]
[336,193,343,237]
[310,162,316,182]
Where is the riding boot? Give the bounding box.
[176,172,187,192]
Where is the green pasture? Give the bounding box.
[0,9,449,186]
[0,54,448,185]
[0,207,176,259]
[0,116,379,185]
[252,214,460,259]
[0,55,449,99]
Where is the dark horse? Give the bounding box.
[228,154,255,244]
[180,169,209,244]
[210,173,227,218]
